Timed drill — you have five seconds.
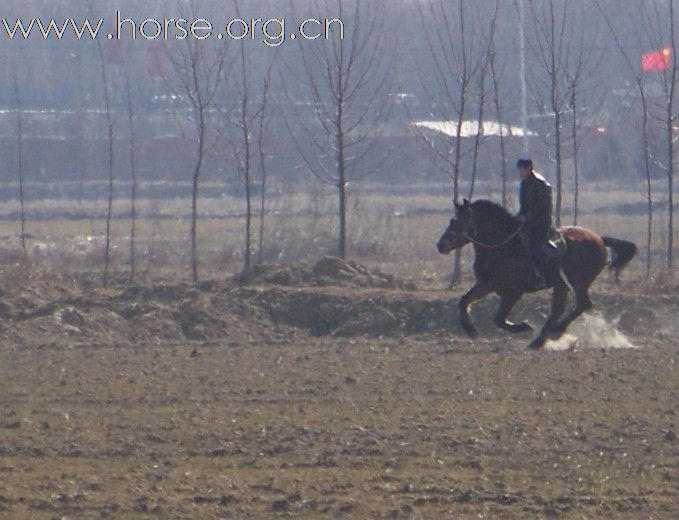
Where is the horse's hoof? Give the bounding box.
[528,336,545,350]
[515,321,534,333]
[463,326,479,339]
[548,330,563,341]
[544,324,564,340]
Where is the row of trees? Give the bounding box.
[5,0,679,283]
[161,0,390,281]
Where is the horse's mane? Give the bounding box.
[471,199,517,223]
[469,200,521,244]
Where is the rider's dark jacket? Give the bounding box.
[519,172,553,231]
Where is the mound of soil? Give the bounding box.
[1,265,675,347]
[0,282,279,348]
[252,288,458,337]
[248,257,418,290]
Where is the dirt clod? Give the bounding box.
[59,307,85,328]
[271,499,290,513]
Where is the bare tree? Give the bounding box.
[563,12,600,226]
[257,61,275,265]
[165,1,226,282]
[488,37,509,207]
[414,0,498,284]
[639,83,656,280]
[599,0,677,274]
[92,21,115,288]
[568,79,582,226]
[468,62,489,200]
[526,0,570,227]
[288,0,392,259]
[125,71,138,283]
[11,62,27,269]
[72,49,88,207]
[223,2,277,275]
[655,1,678,271]
[525,0,598,229]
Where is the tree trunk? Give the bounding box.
[191,117,205,284]
[667,119,674,271]
[490,60,508,206]
[668,1,676,272]
[12,67,27,269]
[667,80,675,271]
[571,88,580,226]
[244,162,253,273]
[336,81,347,260]
[640,85,653,279]
[126,74,138,283]
[258,164,266,265]
[469,73,486,200]
[552,98,563,227]
[241,124,253,274]
[103,122,114,288]
[450,101,466,287]
[257,94,268,265]
[238,38,253,276]
[548,0,562,228]
[257,75,271,265]
[95,40,115,288]
[554,111,562,228]
[338,181,347,259]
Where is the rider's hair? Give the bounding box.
[517,159,533,169]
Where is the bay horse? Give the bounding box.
[437,199,637,349]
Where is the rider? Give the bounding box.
[516,159,553,288]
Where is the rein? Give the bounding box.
[455,212,524,249]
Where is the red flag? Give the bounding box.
[642,47,671,72]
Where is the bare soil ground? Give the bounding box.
[0,260,678,519]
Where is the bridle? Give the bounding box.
[447,209,524,249]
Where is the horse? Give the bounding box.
[436,199,637,349]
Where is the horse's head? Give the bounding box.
[437,199,474,254]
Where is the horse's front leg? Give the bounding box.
[459,283,491,338]
[495,292,533,333]
[529,281,569,350]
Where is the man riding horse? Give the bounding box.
[516,159,554,289]
[436,159,637,349]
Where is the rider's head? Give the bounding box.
[517,159,534,180]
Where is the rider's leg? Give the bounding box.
[530,228,550,286]
[519,228,531,257]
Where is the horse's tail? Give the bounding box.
[602,236,637,279]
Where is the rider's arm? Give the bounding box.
[518,183,528,217]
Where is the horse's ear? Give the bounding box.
[463,198,470,207]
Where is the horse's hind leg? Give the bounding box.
[529,280,569,350]
[552,286,593,336]
[459,284,491,338]
[495,293,533,333]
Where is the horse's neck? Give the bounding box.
[474,214,518,242]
